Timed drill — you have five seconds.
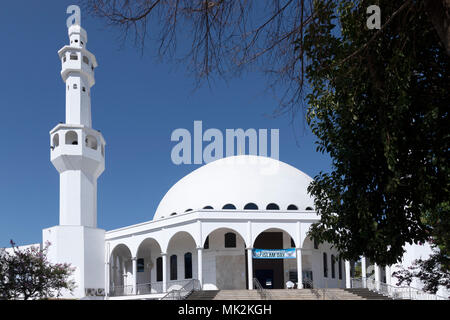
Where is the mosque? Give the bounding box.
[14,15,445,300]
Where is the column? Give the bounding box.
[345,260,351,288]
[247,248,253,290]
[385,265,391,285]
[162,253,167,293]
[105,261,110,297]
[296,248,303,289]
[374,263,380,290]
[132,257,137,295]
[361,257,367,288]
[197,247,203,289]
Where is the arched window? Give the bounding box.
[204,236,209,249]
[52,134,59,148]
[85,135,98,150]
[222,204,236,210]
[185,209,193,213]
[266,203,280,210]
[323,253,328,278]
[338,257,343,280]
[82,56,89,65]
[224,232,236,248]
[287,204,298,210]
[244,203,258,210]
[184,252,192,279]
[331,255,336,279]
[65,131,78,145]
[305,206,314,211]
[156,257,163,282]
[170,255,177,280]
[203,206,213,210]
[170,212,177,216]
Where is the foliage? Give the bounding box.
[0,240,76,300]
[302,0,449,293]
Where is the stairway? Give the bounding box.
[344,288,392,300]
[186,290,220,300]
[186,288,391,300]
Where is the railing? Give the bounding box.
[351,277,448,300]
[109,279,198,297]
[301,278,340,300]
[253,278,272,300]
[160,279,201,300]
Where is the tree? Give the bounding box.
[83,0,450,293]
[0,241,75,300]
[302,0,449,294]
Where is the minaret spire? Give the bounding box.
[50,14,105,227]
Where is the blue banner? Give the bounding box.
[252,248,297,259]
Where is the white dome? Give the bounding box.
[153,155,315,219]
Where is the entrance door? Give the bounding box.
[255,269,274,289]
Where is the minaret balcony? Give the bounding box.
[50,124,105,177]
[59,46,97,86]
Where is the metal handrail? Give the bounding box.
[253,278,272,300]
[160,279,201,300]
[351,277,448,300]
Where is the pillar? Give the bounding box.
[296,248,303,289]
[132,257,137,295]
[374,263,380,290]
[361,257,367,288]
[345,260,351,288]
[247,248,253,290]
[197,247,203,289]
[162,253,167,293]
[105,261,110,297]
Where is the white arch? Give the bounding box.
[202,224,248,248]
[251,225,298,248]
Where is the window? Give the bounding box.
[137,258,144,272]
[156,257,162,282]
[331,255,336,278]
[83,56,89,65]
[75,39,78,43]
[287,204,298,210]
[82,87,86,92]
[222,204,236,210]
[170,255,177,280]
[185,209,193,213]
[184,253,192,279]
[63,56,66,62]
[290,238,295,248]
[85,135,98,150]
[204,236,209,249]
[70,53,78,60]
[224,232,236,248]
[266,203,279,210]
[203,206,213,209]
[305,206,314,211]
[323,253,328,278]
[65,131,78,145]
[170,212,177,216]
[244,203,258,210]
[73,84,77,89]
[313,238,319,249]
[52,134,59,148]
[338,257,343,280]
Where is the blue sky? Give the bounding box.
[0,1,331,247]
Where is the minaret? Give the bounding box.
[43,17,106,299]
[51,24,105,227]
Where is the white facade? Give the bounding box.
[4,17,447,300]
